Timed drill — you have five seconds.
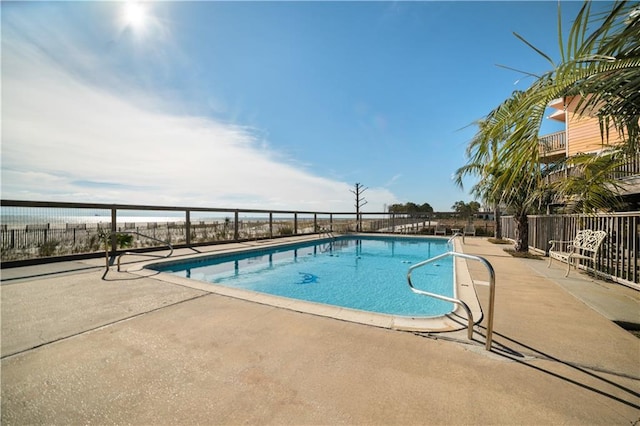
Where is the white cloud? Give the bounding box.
[1,18,397,212]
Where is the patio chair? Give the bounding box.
[434,223,446,235]
[463,224,476,236]
[548,229,607,277]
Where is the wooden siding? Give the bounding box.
[566,113,624,156]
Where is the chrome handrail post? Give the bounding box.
[407,251,496,351]
[407,252,474,340]
[446,232,463,248]
[479,256,496,351]
[408,270,474,340]
[449,252,496,351]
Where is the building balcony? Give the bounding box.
[545,151,640,197]
[539,130,566,162]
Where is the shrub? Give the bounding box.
[116,233,134,248]
[279,226,294,236]
[38,240,59,257]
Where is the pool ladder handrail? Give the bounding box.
[114,230,174,272]
[318,228,335,239]
[407,251,496,351]
[448,232,464,245]
[447,232,464,244]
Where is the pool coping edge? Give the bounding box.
[126,234,483,334]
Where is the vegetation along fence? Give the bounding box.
[501,212,640,288]
[1,200,483,266]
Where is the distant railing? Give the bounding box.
[501,212,640,288]
[0,200,341,264]
[610,151,640,180]
[0,200,477,265]
[539,131,566,156]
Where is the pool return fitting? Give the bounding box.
[407,252,496,351]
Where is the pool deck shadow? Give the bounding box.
[1,235,639,424]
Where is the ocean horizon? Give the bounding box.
[0,213,337,230]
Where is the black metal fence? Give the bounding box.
[12,201,636,286]
[1,200,472,265]
[501,212,640,288]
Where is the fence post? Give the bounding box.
[186,210,191,245]
[234,210,239,241]
[110,208,117,255]
[294,213,298,235]
[269,212,273,238]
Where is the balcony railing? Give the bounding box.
[539,130,566,157]
[545,151,640,185]
[610,151,640,180]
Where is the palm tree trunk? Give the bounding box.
[494,204,502,239]
[513,213,529,252]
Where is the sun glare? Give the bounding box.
[123,2,147,29]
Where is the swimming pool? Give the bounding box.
[150,235,455,318]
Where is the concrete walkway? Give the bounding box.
[1,236,639,424]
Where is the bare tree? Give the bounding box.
[350,183,368,231]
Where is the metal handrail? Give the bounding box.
[447,232,463,245]
[115,231,174,272]
[407,251,496,351]
[318,227,335,239]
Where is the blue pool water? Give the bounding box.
[152,236,454,317]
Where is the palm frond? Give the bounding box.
[513,32,555,67]
[456,1,639,218]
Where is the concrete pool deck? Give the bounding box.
[1,236,639,424]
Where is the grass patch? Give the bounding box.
[488,238,511,245]
[503,248,544,260]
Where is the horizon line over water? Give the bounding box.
[0,213,341,230]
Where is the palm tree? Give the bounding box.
[458,1,639,250]
[454,105,515,241]
[485,1,639,203]
[552,151,626,213]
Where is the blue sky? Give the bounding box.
[2,1,597,212]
